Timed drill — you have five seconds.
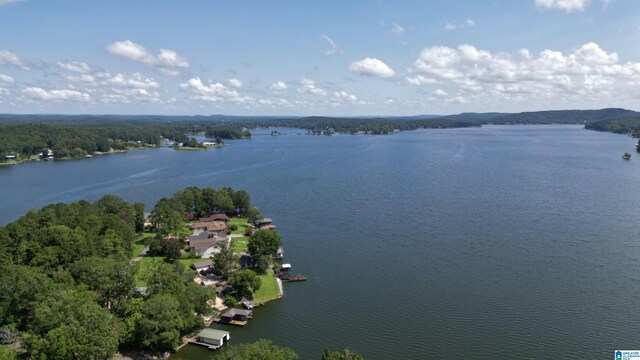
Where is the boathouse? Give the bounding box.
[220,308,253,322]
[195,328,230,348]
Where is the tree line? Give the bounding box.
[0,120,251,161]
[0,195,216,359]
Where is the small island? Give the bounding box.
[0,186,292,359]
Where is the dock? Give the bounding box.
[188,340,223,350]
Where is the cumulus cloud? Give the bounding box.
[180,77,250,103]
[102,72,160,89]
[0,74,14,84]
[349,57,395,78]
[64,74,96,84]
[390,23,405,35]
[57,61,92,74]
[334,90,358,102]
[271,81,287,90]
[434,89,448,96]
[0,50,29,70]
[322,35,341,56]
[405,75,437,85]
[411,41,640,106]
[228,78,242,88]
[535,0,589,12]
[22,87,91,102]
[298,78,327,96]
[105,40,189,75]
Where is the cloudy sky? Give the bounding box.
[1,0,640,115]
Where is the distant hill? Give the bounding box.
[584,115,640,137]
[476,108,639,125]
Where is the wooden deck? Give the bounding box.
[227,319,248,326]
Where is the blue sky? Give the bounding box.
[0,0,639,115]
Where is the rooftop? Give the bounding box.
[221,308,252,318]
[191,260,213,269]
[197,328,230,341]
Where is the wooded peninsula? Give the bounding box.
[2,107,640,164]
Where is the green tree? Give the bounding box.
[228,269,261,300]
[69,256,135,308]
[245,206,262,224]
[212,339,298,360]
[248,230,282,258]
[232,190,251,215]
[211,245,238,279]
[133,202,145,233]
[185,283,216,316]
[135,294,184,351]
[0,265,54,330]
[321,348,365,360]
[149,197,185,236]
[146,262,187,297]
[28,288,124,360]
[223,295,237,308]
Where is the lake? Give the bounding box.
[1,125,639,359]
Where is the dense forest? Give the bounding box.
[0,120,250,161]
[442,108,639,125]
[0,186,255,359]
[584,116,640,137]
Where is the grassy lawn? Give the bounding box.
[229,217,250,234]
[230,236,249,253]
[131,232,154,259]
[252,269,280,303]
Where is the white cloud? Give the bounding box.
[100,72,160,89]
[105,40,189,75]
[434,89,448,96]
[298,78,327,96]
[349,57,395,78]
[228,78,242,88]
[180,77,250,103]
[22,87,91,102]
[535,0,589,12]
[0,50,29,70]
[405,75,437,85]
[334,90,358,102]
[57,61,92,74]
[271,81,287,90]
[412,41,640,106]
[390,23,405,35]
[322,35,341,56]
[0,74,14,84]
[445,19,476,31]
[64,74,96,85]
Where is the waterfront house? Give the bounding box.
[195,328,230,349]
[189,234,228,257]
[190,221,227,235]
[200,213,230,223]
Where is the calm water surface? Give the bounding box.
[1,125,639,359]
